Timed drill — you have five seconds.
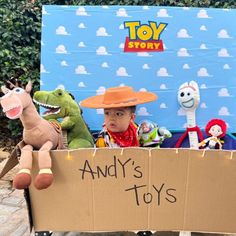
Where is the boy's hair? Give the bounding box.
[126,106,136,113]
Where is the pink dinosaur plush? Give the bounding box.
[0,81,64,190]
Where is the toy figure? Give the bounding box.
[199,119,227,149]
[80,86,157,148]
[175,81,203,149]
[0,81,64,190]
[138,120,172,148]
[33,89,94,148]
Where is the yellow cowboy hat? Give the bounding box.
[80,86,157,108]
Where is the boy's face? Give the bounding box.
[104,107,135,133]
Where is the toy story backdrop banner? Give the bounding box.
[40,5,236,132]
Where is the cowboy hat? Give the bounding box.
[80,86,157,108]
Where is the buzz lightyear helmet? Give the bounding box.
[138,120,158,135]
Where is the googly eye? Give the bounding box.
[13,88,24,94]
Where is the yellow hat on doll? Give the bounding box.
[80,86,157,108]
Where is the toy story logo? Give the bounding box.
[124,21,167,52]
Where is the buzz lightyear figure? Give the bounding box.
[138,120,172,148]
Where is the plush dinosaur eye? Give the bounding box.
[13,88,24,94]
[57,91,63,96]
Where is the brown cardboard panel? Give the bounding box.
[28,148,236,233]
[185,150,236,233]
[149,149,189,231]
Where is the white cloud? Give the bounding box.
[218,48,231,57]
[142,64,150,69]
[200,25,207,31]
[40,80,44,86]
[119,24,124,30]
[160,84,167,89]
[137,52,152,57]
[102,6,109,9]
[197,68,211,77]
[56,84,65,90]
[96,46,111,55]
[40,64,49,73]
[75,65,90,75]
[61,60,68,66]
[55,45,68,54]
[200,84,207,89]
[197,9,211,18]
[137,107,151,116]
[157,67,171,77]
[119,83,125,87]
[139,88,147,92]
[96,86,106,95]
[218,88,231,97]
[78,42,86,47]
[76,7,89,16]
[78,82,86,87]
[183,7,190,10]
[101,62,109,68]
[200,103,207,109]
[200,43,207,49]
[96,27,111,36]
[177,29,192,38]
[183,64,190,69]
[177,48,191,57]
[56,26,70,35]
[143,6,150,10]
[116,8,130,17]
[116,67,131,77]
[217,29,232,38]
[160,103,167,109]
[41,41,44,46]
[96,109,104,114]
[157,9,170,17]
[177,108,186,116]
[119,43,124,49]
[218,107,231,116]
[223,64,231,69]
[42,6,49,15]
[78,23,86,29]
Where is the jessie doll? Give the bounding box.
[199,119,227,149]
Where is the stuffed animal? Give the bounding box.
[33,89,94,148]
[175,81,203,148]
[199,119,227,149]
[138,120,172,148]
[0,81,64,190]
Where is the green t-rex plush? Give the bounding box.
[33,89,94,148]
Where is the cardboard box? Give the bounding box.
[17,148,236,234]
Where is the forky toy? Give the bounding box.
[175,80,204,149]
[176,81,204,236]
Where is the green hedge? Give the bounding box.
[0,0,236,137]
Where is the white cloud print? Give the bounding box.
[96,86,106,95]
[160,103,167,109]
[96,46,111,55]
[101,62,109,68]
[142,64,150,69]
[223,64,231,69]
[96,27,111,36]
[217,29,232,38]
[61,60,68,66]
[56,26,70,35]
[200,43,207,49]
[75,65,90,75]
[137,107,152,116]
[200,25,207,31]
[119,43,124,49]
[78,42,86,47]
[177,48,191,57]
[177,108,186,116]
[116,67,131,77]
[183,64,190,69]
[200,84,207,89]
[78,82,86,87]
[197,68,212,77]
[160,84,167,89]
[218,106,231,116]
[40,64,49,73]
[119,24,124,30]
[200,103,207,109]
[116,8,130,17]
[197,9,211,18]
[218,48,231,57]
[78,23,86,29]
[76,7,89,16]
[137,52,152,57]
[157,67,172,77]
[157,9,170,17]
[218,88,231,97]
[177,29,192,38]
[42,6,50,15]
[56,45,68,54]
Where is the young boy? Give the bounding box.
[80,86,157,148]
